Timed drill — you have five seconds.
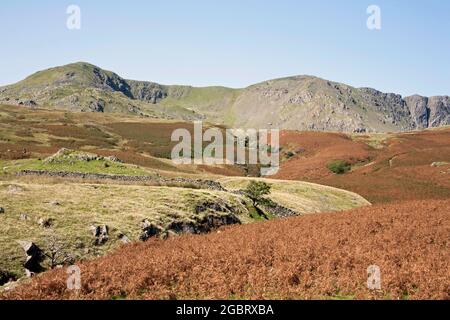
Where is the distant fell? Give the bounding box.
[1,62,449,133]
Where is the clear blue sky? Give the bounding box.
[0,0,449,96]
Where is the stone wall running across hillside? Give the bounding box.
[16,170,226,191]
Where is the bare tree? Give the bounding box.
[42,233,75,269]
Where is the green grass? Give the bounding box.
[351,133,393,149]
[5,158,151,176]
[246,204,271,221]
[218,177,370,214]
[159,86,241,125]
[329,293,355,300]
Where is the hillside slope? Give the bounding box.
[1,62,449,133]
[0,159,368,279]
[3,199,448,300]
[274,128,450,203]
[0,63,201,121]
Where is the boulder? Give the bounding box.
[17,241,44,273]
[18,99,37,107]
[0,207,5,214]
[37,217,54,228]
[19,213,30,221]
[139,220,163,241]
[118,233,130,244]
[89,100,105,113]
[105,156,123,163]
[7,185,25,194]
[167,220,198,234]
[90,225,109,245]
[0,270,16,286]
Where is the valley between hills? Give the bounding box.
[0,63,449,300]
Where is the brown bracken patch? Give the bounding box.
[3,200,449,300]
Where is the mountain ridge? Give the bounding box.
[1,62,449,133]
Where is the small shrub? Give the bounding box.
[327,160,351,174]
[286,151,295,159]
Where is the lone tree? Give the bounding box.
[244,181,271,207]
[43,233,75,269]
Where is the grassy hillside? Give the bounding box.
[0,181,250,277]
[2,62,448,132]
[3,149,152,176]
[219,177,369,214]
[0,172,369,280]
[159,85,242,125]
[0,62,201,120]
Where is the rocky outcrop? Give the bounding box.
[89,99,105,112]
[90,225,109,245]
[0,270,16,286]
[139,201,243,241]
[139,220,164,241]
[44,148,123,164]
[428,96,450,128]
[19,213,30,221]
[405,95,450,129]
[17,241,44,274]
[118,233,130,244]
[166,214,241,235]
[128,80,167,104]
[260,203,298,218]
[359,88,416,130]
[37,217,54,228]
[404,95,430,129]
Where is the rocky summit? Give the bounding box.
[0,62,448,133]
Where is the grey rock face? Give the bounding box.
[405,95,430,129]
[359,88,415,130]
[89,100,105,112]
[128,81,167,104]
[428,96,450,127]
[405,95,450,129]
